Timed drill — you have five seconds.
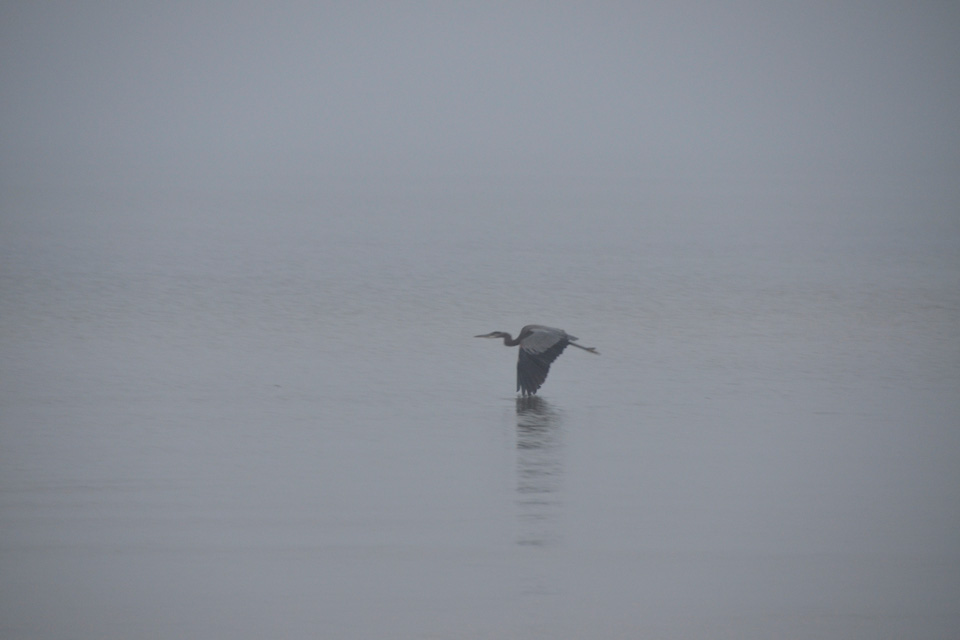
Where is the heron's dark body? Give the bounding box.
[516,334,570,395]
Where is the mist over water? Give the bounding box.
[2,3,959,639]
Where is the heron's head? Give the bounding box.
[474,331,507,339]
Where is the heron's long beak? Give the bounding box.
[474,333,496,338]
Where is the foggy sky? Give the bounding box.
[2,1,958,202]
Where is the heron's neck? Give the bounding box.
[502,333,521,347]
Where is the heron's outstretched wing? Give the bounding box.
[517,336,569,396]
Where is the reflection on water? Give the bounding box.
[515,397,563,547]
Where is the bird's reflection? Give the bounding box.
[515,396,563,547]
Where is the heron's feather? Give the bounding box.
[517,338,569,395]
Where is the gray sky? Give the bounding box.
[2,1,958,228]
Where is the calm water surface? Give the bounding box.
[1,194,958,639]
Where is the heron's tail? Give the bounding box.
[569,342,599,354]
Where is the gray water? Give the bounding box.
[2,184,958,639]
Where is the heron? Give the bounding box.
[475,325,598,396]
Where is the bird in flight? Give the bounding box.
[475,324,598,396]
